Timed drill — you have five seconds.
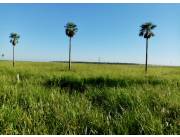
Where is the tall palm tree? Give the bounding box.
[64,22,78,70]
[9,32,20,67]
[139,22,156,73]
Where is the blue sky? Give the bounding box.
[0,4,179,66]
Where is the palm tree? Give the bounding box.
[9,32,20,67]
[139,22,156,73]
[64,22,78,70]
[1,53,4,58]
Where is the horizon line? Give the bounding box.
[0,59,179,67]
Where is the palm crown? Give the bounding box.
[139,22,156,39]
[65,22,78,38]
[9,32,20,46]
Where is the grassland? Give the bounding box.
[0,60,179,134]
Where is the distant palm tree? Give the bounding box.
[64,22,78,70]
[139,22,156,73]
[1,53,4,58]
[9,32,20,67]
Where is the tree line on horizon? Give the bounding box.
[5,21,156,74]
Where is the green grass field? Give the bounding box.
[0,61,179,134]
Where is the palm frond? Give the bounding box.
[139,22,156,39]
[65,22,78,38]
[139,31,144,36]
[9,32,20,46]
[151,25,157,29]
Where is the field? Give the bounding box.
[0,61,179,134]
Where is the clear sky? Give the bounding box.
[0,3,179,66]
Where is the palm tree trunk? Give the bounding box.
[13,46,15,67]
[69,37,71,70]
[145,38,148,73]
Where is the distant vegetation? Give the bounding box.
[0,61,179,134]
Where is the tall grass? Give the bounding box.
[0,61,179,134]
